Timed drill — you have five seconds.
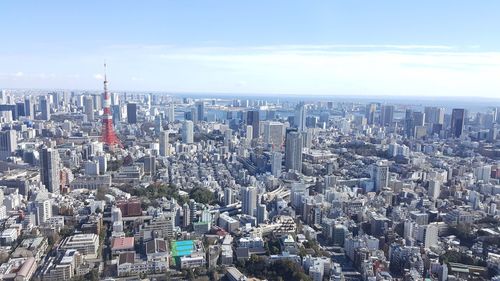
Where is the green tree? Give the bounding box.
[189,187,215,204]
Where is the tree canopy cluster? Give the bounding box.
[238,256,311,281]
[189,187,216,205]
[120,183,188,205]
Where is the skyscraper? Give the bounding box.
[295,102,307,131]
[0,130,17,160]
[24,96,34,120]
[50,92,60,108]
[182,120,194,144]
[189,199,197,223]
[405,109,414,138]
[271,151,282,177]
[159,131,169,156]
[380,105,394,126]
[285,130,303,173]
[241,186,257,217]
[424,106,445,125]
[256,202,267,225]
[263,121,285,149]
[247,110,260,139]
[154,115,162,136]
[451,108,465,138]
[413,111,425,127]
[144,155,156,175]
[195,101,204,122]
[167,104,175,122]
[372,161,389,192]
[111,105,121,125]
[127,103,137,124]
[245,125,253,140]
[16,102,25,117]
[182,203,191,228]
[40,96,51,121]
[428,180,440,200]
[83,95,94,121]
[32,191,53,225]
[365,103,377,125]
[224,188,234,206]
[40,146,60,194]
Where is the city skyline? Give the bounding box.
[1,1,500,97]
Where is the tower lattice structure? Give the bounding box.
[100,63,123,148]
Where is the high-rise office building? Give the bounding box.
[154,115,162,136]
[182,203,191,228]
[247,110,260,139]
[413,112,425,127]
[290,183,307,209]
[84,160,99,176]
[0,130,17,160]
[195,101,204,122]
[224,188,234,206]
[271,151,282,177]
[33,191,53,225]
[111,105,121,125]
[24,96,34,120]
[50,92,60,108]
[167,104,175,122]
[285,130,303,173]
[40,146,60,194]
[241,186,257,217]
[189,199,197,223]
[405,109,414,138]
[423,224,439,249]
[372,161,389,192]
[365,103,377,125]
[83,95,94,121]
[428,180,440,200]
[16,102,25,117]
[96,155,107,175]
[245,125,253,140]
[263,121,285,149]
[182,120,194,144]
[380,105,394,126]
[110,92,120,106]
[451,108,465,138]
[424,107,445,125]
[256,202,267,225]
[159,131,169,156]
[40,96,51,121]
[189,107,198,124]
[489,123,498,143]
[127,103,137,124]
[92,94,102,111]
[144,155,156,175]
[295,102,307,131]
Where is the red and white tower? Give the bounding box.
[100,63,122,148]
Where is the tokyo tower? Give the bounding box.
[100,63,123,148]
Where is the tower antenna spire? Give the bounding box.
[104,60,107,81]
[103,60,108,91]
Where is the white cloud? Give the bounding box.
[148,45,500,96]
[94,74,104,80]
[14,71,24,77]
[131,76,144,82]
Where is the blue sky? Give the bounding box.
[1,1,500,97]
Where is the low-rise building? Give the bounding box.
[60,234,99,259]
